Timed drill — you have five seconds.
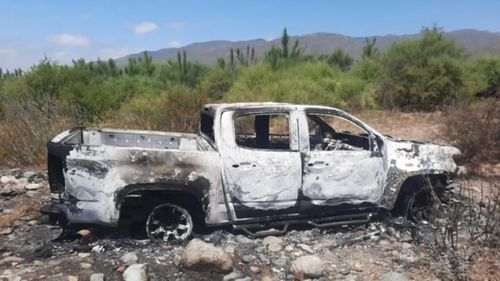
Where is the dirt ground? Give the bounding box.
[0,111,498,281]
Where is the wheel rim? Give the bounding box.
[146,203,193,243]
[407,189,433,223]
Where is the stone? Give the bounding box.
[235,235,254,244]
[262,236,283,252]
[338,264,351,275]
[0,227,13,235]
[23,171,36,179]
[234,277,251,281]
[78,253,91,258]
[258,254,270,265]
[121,252,138,265]
[180,238,233,273]
[25,183,41,190]
[90,273,105,281]
[223,271,242,281]
[123,264,148,281]
[385,226,397,237]
[67,276,78,281]
[77,229,91,237]
[241,254,254,263]
[80,262,92,269]
[291,255,324,278]
[297,243,314,254]
[272,257,287,268]
[0,176,16,184]
[260,276,274,281]
[250,266,261,274]
[379,271,408,281]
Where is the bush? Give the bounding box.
[442,99,500,169]
[0,95,85,167]
[224,62,375,110]
[378,27,470,110]
[106,86,208,132]
[198,68,235,100]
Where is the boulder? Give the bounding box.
[262,236,283,252]
[290,255,324,278]
[89,273,104,281]
[180,238,233,273]
[0,176,16,184]
[25,183,41,190]
[121,252,138,265]
[123,264,148,281]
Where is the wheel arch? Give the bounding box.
[115,183,207,225]
[391,173,449,214]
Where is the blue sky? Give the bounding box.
[1,0,499,70]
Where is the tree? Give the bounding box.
[322,49,353,71]
[378,26,468,110]
[362,38,380,59]
[281,28,289,59]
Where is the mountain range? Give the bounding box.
[117,29,500,66]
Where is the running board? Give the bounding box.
[233,212,372,237]
[308,213,372,228]
[234,223,289,237]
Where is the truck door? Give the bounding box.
[300,111,384,213]
[219,110,302,219]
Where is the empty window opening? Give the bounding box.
[307,114,370,151]
[234,113,290,150]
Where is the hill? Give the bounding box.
[117,29,500,65]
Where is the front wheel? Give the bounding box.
[404,187,434,223]
[146,203,193,243]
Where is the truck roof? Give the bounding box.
[202,102,336,116]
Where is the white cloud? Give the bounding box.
[167,22,184,31]
[133,22,158,35]
[167,41,182,48]
[49,33,91,46]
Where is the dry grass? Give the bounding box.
[354,109,447,144]
[442,100,500,172]
[0,95,84,168]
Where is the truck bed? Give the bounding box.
[66,128,203,150]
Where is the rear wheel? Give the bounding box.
[146,203,193,243]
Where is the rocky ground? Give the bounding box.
[0,169,498,281]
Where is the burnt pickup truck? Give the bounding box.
[42,103,460,242]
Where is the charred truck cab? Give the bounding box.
[41,103,461,242]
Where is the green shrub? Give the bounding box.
[378,27,470,110]
[107,86,208,132]
[225,62,375,110]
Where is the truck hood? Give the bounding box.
[384,137,461,175]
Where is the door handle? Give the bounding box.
[307,161,328,167]
[232,162,257,168]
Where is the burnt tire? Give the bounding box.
[146,203,193,243]
[401,186,435,223]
